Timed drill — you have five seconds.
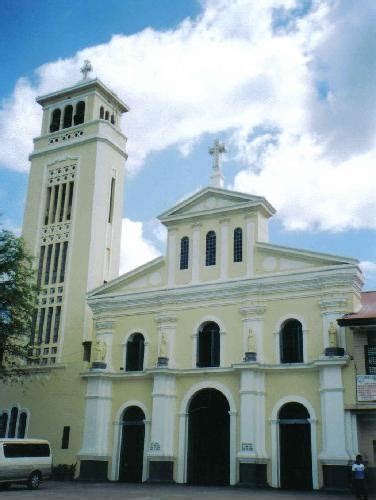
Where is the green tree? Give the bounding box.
[0,228,38,377]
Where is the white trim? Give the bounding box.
[110,400,150,482]
[270,396,318,489]
[177,381,237,485]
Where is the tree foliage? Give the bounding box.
[0,229,38,377]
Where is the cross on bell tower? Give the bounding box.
[209,139,226,188]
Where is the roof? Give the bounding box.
[36,78,129,113]
[338,291,376,326]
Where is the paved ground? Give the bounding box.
[1,482,373,500]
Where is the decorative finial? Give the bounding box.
[80,60,93,80]
[209,139,226,188]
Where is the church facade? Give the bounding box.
[0,72,368,490]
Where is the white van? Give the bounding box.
[0,439,52,489]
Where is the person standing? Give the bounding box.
[352,454,368,500]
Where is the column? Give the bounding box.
[219,218,229,280]
[245,216,255,277]
[78,375,113,480]
[167,228,177,287]
[317,358,350,488]
[191,222,201,284]
[148,373,177,481]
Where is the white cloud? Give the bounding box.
[360,261,376,275]
[119,218,161,275]
[1,0,376,232]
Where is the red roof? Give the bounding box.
[338,291,376,326]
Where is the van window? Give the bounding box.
[4,443,50,458]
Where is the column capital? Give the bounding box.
[191,222,202,229]
[239,305,266,318]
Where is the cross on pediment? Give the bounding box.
[80,60,93,80]
[209,139,226,171]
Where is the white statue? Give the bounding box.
[328,322,338,348]
[247,328,256,353]
[93,340,107,362]
[159,333,168,358]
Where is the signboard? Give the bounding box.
[357,375,376,401]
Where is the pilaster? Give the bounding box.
[191,223,201,284]
[245,216,255,277]
[219,218,229,280]
[148,372,177,481]
[167,228,177,287]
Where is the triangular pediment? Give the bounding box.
[88,257,166,297]
[158,187,275,223]
[256,242,358,275]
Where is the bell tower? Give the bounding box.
[23,64,129,366]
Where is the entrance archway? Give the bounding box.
[279,402,312,490]
[119,406,145,482]
[187,388,229,485]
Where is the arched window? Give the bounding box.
[74,101,85,125]
[63,105,73,129]
[125,333,145,371]
[197,322,220,367]
[205,231,216,266]
[49,108,61,132]
[8,406,18,438]
[280,319,303,363]
[110,114,115,125]
[0,412,8,438]
[233,227,243,262]
[100,106,104,119]
[17,412,27,438]
[105,110,109,121]
[180,237,189,270]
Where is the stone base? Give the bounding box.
[79,460,108,481]
[91,361,107,369]
[244,352,257,362]
[238,463,267,487]
[322,464,351,490]
[148,460,174,482]
[325,347,345,357]
[157,357,169,367]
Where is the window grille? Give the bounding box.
[233,227,243,262]
[205,231,216,266]
[180,237,189,270]
[365,346,376,375]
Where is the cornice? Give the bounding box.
[88,266,360,314]
[29,133,127,161]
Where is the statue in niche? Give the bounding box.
[328,322,338,348]
[247,327,256,353]
[93,340,107,362]
[159,333,168,358]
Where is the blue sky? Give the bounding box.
[1,0,376,290]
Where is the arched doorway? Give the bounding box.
[279,402,312,490]
[187,388,229,485]
[119,406,145,482]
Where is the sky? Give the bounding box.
[1,0,376,291]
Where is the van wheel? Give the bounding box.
[27,472,41,490]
